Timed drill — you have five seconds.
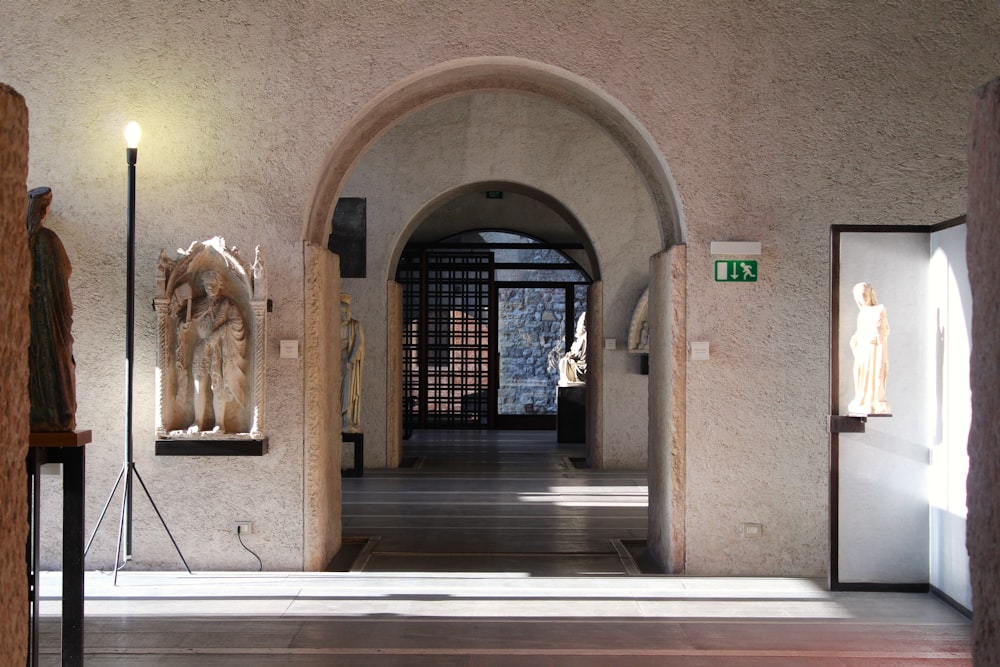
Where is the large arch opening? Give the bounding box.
[303,56,686,246]
[302,58,687,573]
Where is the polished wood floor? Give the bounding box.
[37,430,972,665]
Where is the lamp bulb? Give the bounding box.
[125,121,141,149]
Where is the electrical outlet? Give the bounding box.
[742,522,763,537]
[233,521,253,535]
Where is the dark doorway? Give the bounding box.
[398,231,590,432]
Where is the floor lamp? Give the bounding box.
[85,121,191,582]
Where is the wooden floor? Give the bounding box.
[341,429,647,576]
[37,430,972,665]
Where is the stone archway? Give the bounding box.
[383,182,602,470]
[302,57,685,246]
[301,57,687,572]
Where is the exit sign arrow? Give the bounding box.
[715,260,758,282]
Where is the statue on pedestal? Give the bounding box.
[340,293,365,432]
[848,282,892,415]
[26,186,76,432]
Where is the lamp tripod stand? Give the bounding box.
[84,123,191,583]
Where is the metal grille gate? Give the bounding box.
[400,251,495,429]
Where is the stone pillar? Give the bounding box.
[303,244,341,570]
[250,293,267,437]
[385,280,402,468]
[0,82,30,664]
[647,245,686,573]
[967,77,1000,663]
[586,281,603,468]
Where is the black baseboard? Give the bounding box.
[832,582,929,593]
[155,438,268,456]
[930,584,973,619]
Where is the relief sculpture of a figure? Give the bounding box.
[848,282,892,416]
[26,186,77,432]
[157,238,259,435]
[185,271,248,432]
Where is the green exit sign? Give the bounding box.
[485,190,504,199]
[715,260,758,282]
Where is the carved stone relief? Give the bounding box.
[627,288,649,354]
[154,237,267,440]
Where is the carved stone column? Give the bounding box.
[0,81,30,665]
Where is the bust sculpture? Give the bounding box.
[847,282,891,415]
[340,293,365,432]
[26,186,77,432]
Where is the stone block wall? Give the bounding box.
[497,285,587,416]
[0,81,30,665]
[497,286,564,415]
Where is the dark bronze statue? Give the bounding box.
[27,186,76,431]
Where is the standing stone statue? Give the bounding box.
[26,186,77,432]
[340,293,365,432]
[848,282,892,415]
[186,271,248,432]
[558,313,588,386]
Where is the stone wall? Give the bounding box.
[0,81,30,665]
[497,286,586,416]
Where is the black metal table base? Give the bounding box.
[27,430,90,667]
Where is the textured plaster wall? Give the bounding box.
[340,92,657,468]
[0,1,996,575]
[0,82,29,666]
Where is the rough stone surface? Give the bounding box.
[0,82,29,666]
[967,77,1000,665]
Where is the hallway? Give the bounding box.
[339,429,649,576]
[36,430,972,665]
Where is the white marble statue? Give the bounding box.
[155,237,266,438]
[340,293,365,432]
[558,313,588,386]
[847,282,891,415]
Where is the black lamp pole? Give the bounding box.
[85,123,190,582]
[124,142,136,558]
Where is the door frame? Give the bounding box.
[828,217,965,591]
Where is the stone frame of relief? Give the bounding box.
[153,237,267,454]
